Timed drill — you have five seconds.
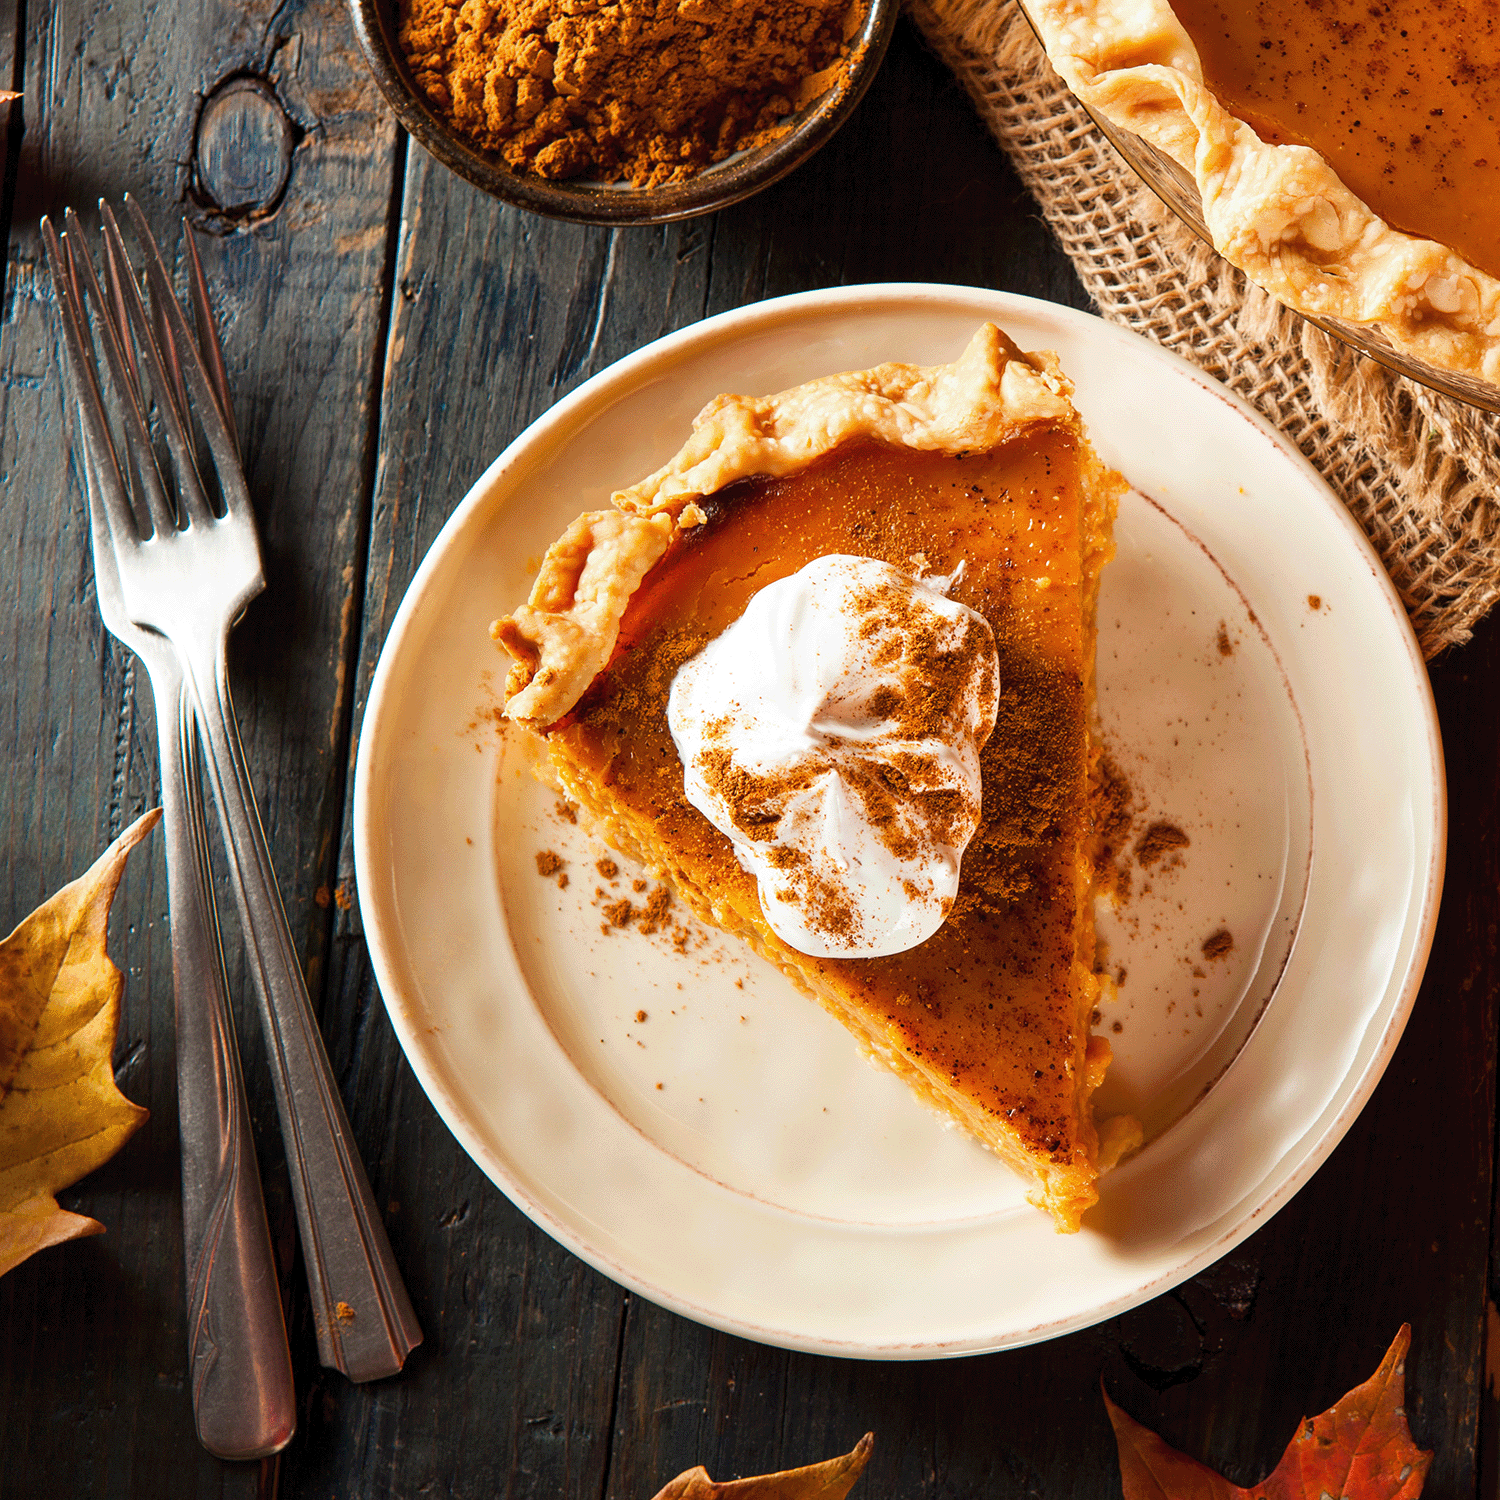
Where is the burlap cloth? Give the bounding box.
[906,0,1500,657]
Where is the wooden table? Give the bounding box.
[1,5,1495,1495]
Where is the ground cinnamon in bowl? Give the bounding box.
[398,0,865,188]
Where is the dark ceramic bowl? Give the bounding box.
[348,0,899,225]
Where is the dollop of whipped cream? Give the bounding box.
[667,554,1000,959]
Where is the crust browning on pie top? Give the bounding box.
[1027,0,1500,386]
[492,327,1141,1231]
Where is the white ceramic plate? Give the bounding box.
[354,285,1444,1356]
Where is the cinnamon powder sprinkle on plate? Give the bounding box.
[637,884,673,935]
[1135,821,1190,870]
[1202,928,1234,960]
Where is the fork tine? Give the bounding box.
[64,206,171,538]
[99,224,143,405]
[41,217,115,462]
[40,216,148,555]
[104,200,192,443]
[65,233,163,553]
[98,221,166,528]
[99,202,203,524]
[180,217,241,461]
[98,204,217,532]
[63,207,179,540]
[121,195,253,526]
[151,280,193,436]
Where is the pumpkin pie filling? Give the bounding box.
[1172,0,1500,282]
[494,329,1141,1230]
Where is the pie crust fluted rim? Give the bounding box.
[1025,0,1500,387]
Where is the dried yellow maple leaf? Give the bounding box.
[650,1434,873,1500]
[0,810,159,1277]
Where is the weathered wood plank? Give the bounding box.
[699,22,1092,319]
[0,0,400,1488]
[0,0,21,264]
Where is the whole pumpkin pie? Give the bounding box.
[493,326,1141,1231]
[1026,0,1500,386]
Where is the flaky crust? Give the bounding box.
[492,509,675,725]
[493,323,1079,726]
[1027,0,1500,386]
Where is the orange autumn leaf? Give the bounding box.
[650,1434,873,1500]
[0,812,159,1277]
[1105,1325,1431,1500]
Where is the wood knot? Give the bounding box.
[191,76,298,221]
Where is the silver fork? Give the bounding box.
[47,197,422,1384]
[42,220,296,1459]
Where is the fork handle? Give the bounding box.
[156,665,296,1457]
[183,640,423,1383]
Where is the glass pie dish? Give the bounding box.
[1017,0,1500,415]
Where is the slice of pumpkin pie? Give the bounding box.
[493,325,1141,1231]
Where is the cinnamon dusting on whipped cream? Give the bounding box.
[667,554,999,959]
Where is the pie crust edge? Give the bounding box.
[1026,0,1500,387]
[492,323,1080,728]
